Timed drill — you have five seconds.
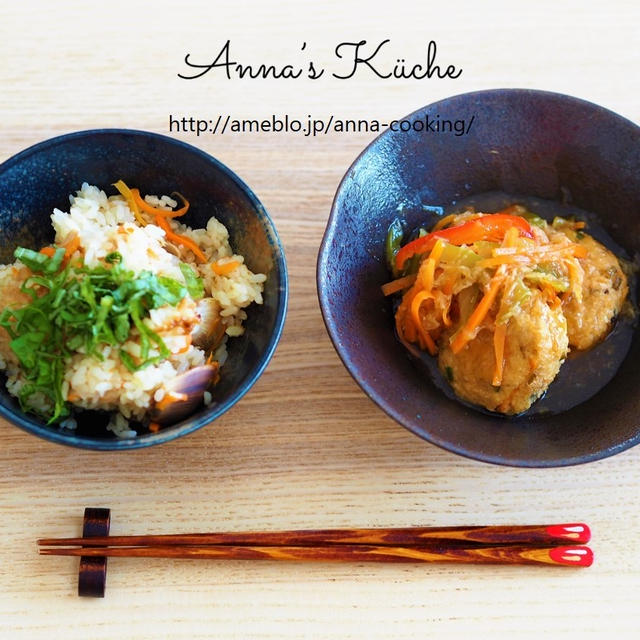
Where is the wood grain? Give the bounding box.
[1,1,640,638]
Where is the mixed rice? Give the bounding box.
[0,183,265,436]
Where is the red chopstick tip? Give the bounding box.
[548,546,593,567]
[546,523,591,544]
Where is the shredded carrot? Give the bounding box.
[148,422,161,433]
[410,290,437,355]
[154,214,207,263]
[420,258,437,292]
[211,259,241,276]
[155,390,188,411]
[381,273,417,296]
[113,180,147,226]
[62,233,80,257]
[130,188,190,218]
[417,239,446,292]
[492,321,508,386]
[39,233,81,263]
[451,272,504,354]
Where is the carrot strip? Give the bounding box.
[130,188,189,218]
[492,322,508,386]
[420,258,437,291]
[40,234,81,262]
[410,290,437,355]
[62,233,80,257]
[211,259,241,276]
[451,274,504,354]
[113,180,147,227]
[381,273,417,296]
[154,214,207,263]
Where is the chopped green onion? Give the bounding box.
[15,246,65,274]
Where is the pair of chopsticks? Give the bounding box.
[38,522,593,567]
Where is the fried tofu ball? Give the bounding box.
[557,231,628,350]
[438,291,569,414]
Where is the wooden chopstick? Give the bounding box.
[38,543,593,566]
[37,522,590,548]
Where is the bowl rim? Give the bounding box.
[0,128,289,450]
[317,88,640,467]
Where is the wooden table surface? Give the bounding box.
[1,1,639,638]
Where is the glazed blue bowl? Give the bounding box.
[318,89,640,467]
[0,129,288,449]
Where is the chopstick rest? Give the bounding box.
[77,507,110,598]
[38,511,592,597]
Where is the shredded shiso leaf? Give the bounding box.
[0,248,204,424]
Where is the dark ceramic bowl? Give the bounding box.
[318,89,640,467]
[0,129,288,450]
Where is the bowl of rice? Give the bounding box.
[0,129,287,449]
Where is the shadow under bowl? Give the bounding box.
[318,88,640,467]
[0,129,288,450]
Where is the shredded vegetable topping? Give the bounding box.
[383,206,588,388]
[0,183,208,424]
[0,248,204,424]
